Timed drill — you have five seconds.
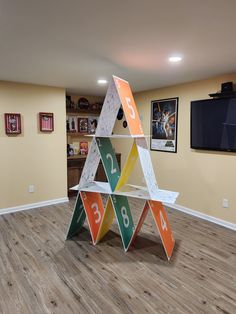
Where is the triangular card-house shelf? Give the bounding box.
[66,76,179,260]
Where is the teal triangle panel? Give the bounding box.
[96,137,120,191]
[66,193,86,239]
[110,195,134,250]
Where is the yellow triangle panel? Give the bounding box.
[96,197,115,243]
[115,141,138,191]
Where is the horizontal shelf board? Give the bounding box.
[67,132,91,136]
[67,155,87,160]
[66,109,101,115]
[70,182,179,204]
[115,184,179,204]
[85,134,151,138]
[70,181,112,194]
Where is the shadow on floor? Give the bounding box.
[65,228,181,267]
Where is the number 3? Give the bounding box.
[91,203,101,224]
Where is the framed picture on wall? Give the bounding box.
[39,112,54,132]
[150,97,178,153]
[5,113,22,135]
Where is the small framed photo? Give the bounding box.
[78,117,88,133]
[39,112,54,132]
[150,97,178,153]
[5,113,22,135]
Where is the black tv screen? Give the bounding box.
[191,97,236,152]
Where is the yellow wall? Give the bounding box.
[113,73,236,224]
[0,81,67,210]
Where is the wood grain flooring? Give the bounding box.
[0,197,235,314]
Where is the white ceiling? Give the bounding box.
[1,0,236,96]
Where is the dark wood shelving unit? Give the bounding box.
[67,154,121,196]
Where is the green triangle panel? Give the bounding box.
[96,137,120,191]
[66,193,86,239]
[110,195,134,250]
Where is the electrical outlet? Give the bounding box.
[28,185,35,193]
[222,198,229,208]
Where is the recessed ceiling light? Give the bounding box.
[97,79,107,85]
[169,56,182,63]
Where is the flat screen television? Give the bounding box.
[191,97,236,152]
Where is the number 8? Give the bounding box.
[121,206,129,228]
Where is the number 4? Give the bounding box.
[160,211,167,231]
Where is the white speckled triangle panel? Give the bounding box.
[135,137,159,198]
[95,78,121,136]
[79,138,100,188]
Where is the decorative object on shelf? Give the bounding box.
[67,144,74,157]
[117,107,124,120]
[67,116,77,133]
[66,119,70,132]
[5,113,21,135]
[151,97,178,153]
[78,117,88,133]
[97,102,103,111]
[66,95,77,110]
[66,75,179,261]
[122,120,127,128]
[80,141,88,155]
[66,95,72,109]
[89,102,98,111]
[88,116,99,134]
[72,141,80,155]
[39,112,54,132]
[78,97,89,110]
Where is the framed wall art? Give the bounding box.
[39,112,54,132]
[150,97,178,153]
[5,113,22,135]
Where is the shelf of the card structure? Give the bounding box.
[70,181,112,194]
[85,134,151,138]
[114,184,179,204]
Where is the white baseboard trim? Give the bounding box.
[166,203,236,231]
[0,197,69,216]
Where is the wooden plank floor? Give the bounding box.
[0,197,235,314]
